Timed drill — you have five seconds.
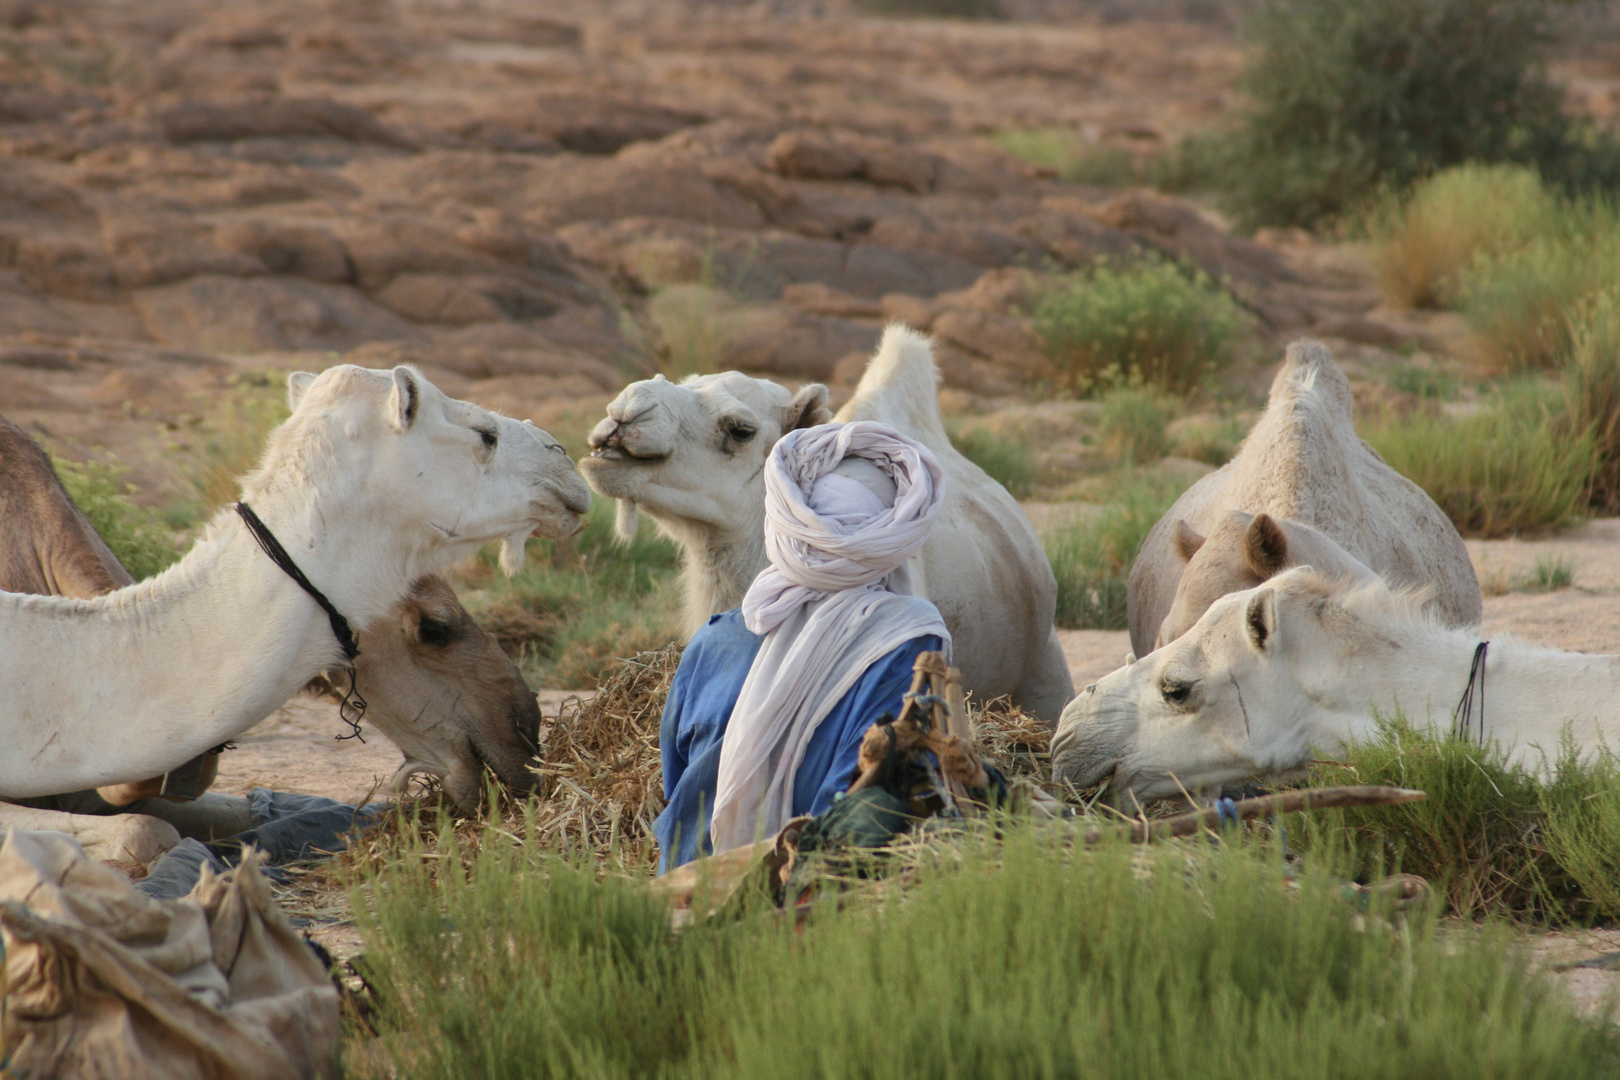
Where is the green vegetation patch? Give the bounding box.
[1033,257,1249,397]
[1298,715,1620,924]
[1044,469,1191,629]
[350,820,1620,1080]
[51,456,179,582]
[1360,383,1597,537]
[947,422,1038,500]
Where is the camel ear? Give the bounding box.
[1243,513,1290,579]
[785,384,831,432]
[287,371,317,412]
[401,601,457,650]
[1171,520,1205,563]
[388,367,421,433]
[1245,587,1278,653]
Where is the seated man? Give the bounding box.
[654,421,948,871]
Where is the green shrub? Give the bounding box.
[1034,257,1249,396]
[947,423,1037,499]
[1298,714,1620,923]
[1460,205,1620,371]
[1360,384,1596,537]
[1522,553,1576,592]
[352,818,1620,1079]
[1223,0,1604,229]
[174,382,291,522]
[1366,163,1562,309]
[50,456,179,582]
[1561,288,1620,510]
[462,499,682,688]
[1044,470,1189,629]
[1095,383,1177,465]
[990,128,1139,186]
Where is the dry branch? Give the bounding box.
[1083,785,1427,845]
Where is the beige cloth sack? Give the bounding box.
[0,830,340,1080]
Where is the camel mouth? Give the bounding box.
[585,445,669,465]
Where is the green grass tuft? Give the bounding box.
[50,456,180,582]
[1298,714,1620,924]
[1044,470,1190,629]
[1034,257,1249,397]
[947,422,1037,499]
[1522,554,1576,592]
[349,816,1620,1079]
[1359,384,1597,537]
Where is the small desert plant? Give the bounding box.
[462,499,682,688]
[1094,382,1178,465]
[1044,470,1189,629]
[1222,0,1609,229]
[1461,209,1620,371]
[647,284,745,380]
[50,456,179,581]
[1366,163,1561,309]
[990,129,1138,186]
[175,381,291,521]
[1384,362,1459,401]
[1360,385,1597,537]
[1561,288,1620,510]
[1521,553,1576,592]
[1298,714,1620,923]
[1034,257,1249,396]
[947,423,1037,499]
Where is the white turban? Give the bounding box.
[711,421,949,853]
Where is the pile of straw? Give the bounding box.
[968,696,1061,796]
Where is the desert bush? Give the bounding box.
[1366,163,1562,309]
[1169,415,1245,467]
[462,499,682,688]
[1561,288,1620,510]
[1360,385,1596,537]
[990,128,1139,186]
[1460,206,1620,371]
[1033,257,1249,396]
[50,456,179,582]
[1298,714,1620,923]
[174,381,291,522]
[350,818,1620,1079]
[647,283,745,380]
[1044,470,1189,629]
[947,422,1037,499]
[1223,0,1607,229]
[1094,382,1177,465]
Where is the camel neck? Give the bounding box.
[0,500,400,797]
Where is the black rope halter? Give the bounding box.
[235,501,367,740]
[1451,640,1489,746]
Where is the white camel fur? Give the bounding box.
[1052,566,1619,801]
[581,324,1075,723]
[1128,339,1481,657]
[0,364,591,798]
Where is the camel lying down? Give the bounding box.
[1052,567,1620,802]
[0,367,591,861]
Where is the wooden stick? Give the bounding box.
[1078,786,1427,845]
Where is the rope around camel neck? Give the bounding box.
[1451,640,1489,746]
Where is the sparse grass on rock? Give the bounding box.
[1034,257,1249,397]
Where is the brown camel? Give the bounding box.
[0,414,545,861]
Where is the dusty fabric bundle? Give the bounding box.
[710,421,948,853]
[0,829,340,1080]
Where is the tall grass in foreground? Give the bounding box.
[1359,384,1596,537]
[460,499,682,688]
[1044,470,1189,628]
[1563,289,1620,512]
[1298,714,1620,923]
[349,822,1620,1080]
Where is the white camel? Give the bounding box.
[0,364,591,798]
[580,324,1075,723]
[1052,566,1620,801]
[1128,339,1481,656]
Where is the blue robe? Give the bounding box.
[655,609,943,872]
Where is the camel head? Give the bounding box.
[308,576,541,814]
[257,365,592,604]
[1053,567,1376,801]
[580,371,830,624]
[1155,512,1290,650]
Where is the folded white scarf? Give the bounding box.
[710,421,948,853]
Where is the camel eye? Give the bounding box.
[477,428,498,451]
[415,616,454,649]
[1161,680,1192,706]
[726,421,757,443]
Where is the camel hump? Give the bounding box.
[1269,338,1355,418]
[839,323,950,448]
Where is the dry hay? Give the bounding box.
[968,695,1063,797]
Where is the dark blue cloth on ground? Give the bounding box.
[654,609,943,873]
[135,788,388,901]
